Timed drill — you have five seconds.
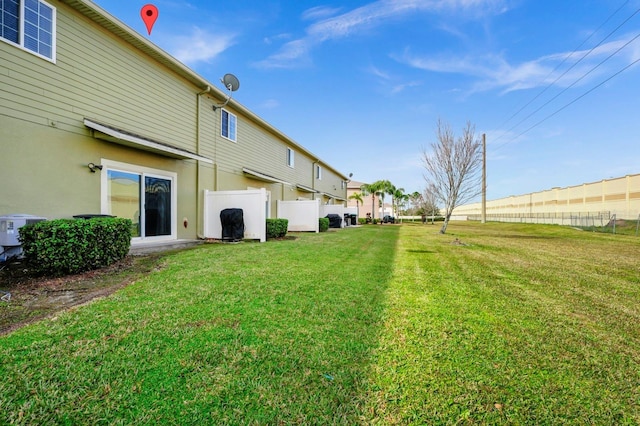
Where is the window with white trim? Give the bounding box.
[1,0,56,61]
[221,109,237,142]
[286,148,294,168]
[316,165,322,180]
[101,160,177,241]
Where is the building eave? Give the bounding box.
[60,0,349,180]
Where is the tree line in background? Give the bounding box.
[350,119,482,234]
[348,180,440,221]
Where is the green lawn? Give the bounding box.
[1,223,639,424]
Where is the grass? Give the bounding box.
[0,228,399,424]
[365,222,640,424]
[580,219,640,236]
[1,222,639,424]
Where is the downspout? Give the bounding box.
[196,85,211,239]
[312,160,318,202]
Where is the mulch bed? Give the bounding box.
[0,256,159,335]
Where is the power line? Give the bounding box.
[495,0,632,134]
[494,29,640,150]
[494,54,640,152]
[491,1,640,146]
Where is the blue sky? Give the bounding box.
[92,0,640,201]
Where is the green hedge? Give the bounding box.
[319,217,329,232]
[266,218,289,239]
[19,217,132,276]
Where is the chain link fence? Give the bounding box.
[467,211,640,236]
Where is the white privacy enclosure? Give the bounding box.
[320,205,346,228]
[277,199,320,232]
[203,189,268,242]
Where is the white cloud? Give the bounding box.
[366,65,390,80]
[390,80,422,94]
[301,6,343,21]
[395,34,640,94]
[254,39,312,69]
[255,0,508,69]
[260,99,280,109]
[365,64,421,95]
[263,33,292,45]
[167,27,236,64]
[157,0,197,10]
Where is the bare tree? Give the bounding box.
[422,183,440,223]
[422,119,482,234]
[408,191,422,215]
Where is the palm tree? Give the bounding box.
[348,192,363,219]
[361,180,393,222]
[373,180,393,220]
[391,186,408,220]
[360,183,377,221]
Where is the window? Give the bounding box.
[221,109,237,141]
[101,160,177,241]
[316,165,322,180]
[1,0,56,61]
[287,148,294,168]
[341,180,346,190]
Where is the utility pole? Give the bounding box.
[481,133,486,224]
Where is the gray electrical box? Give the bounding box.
[0,214,47,247]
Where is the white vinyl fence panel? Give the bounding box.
[277,199,320,232]
[203,189,267,242]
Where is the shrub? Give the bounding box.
[319,217,329,232]
[19,217,132,276]
[266,218,289,239]
[358,218,367,225]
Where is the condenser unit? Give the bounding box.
[0,214,47,261]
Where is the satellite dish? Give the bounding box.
[213,73,240,110]
[222,73,240,92]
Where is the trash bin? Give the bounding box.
[220,208,244,242]
[343,213,350,227]
[350,214,357,225]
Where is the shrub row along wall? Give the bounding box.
[19,218,131,276]
[454,174,640,220]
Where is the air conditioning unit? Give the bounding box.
[0,214,47,261]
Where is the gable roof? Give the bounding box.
[59,0,348,180]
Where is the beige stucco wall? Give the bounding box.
[0,116,205,239]
[454,174,640,220]
[346,181,382,220]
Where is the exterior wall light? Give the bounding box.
[88,163,103,173]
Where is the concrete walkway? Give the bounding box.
[128,239,203,256]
